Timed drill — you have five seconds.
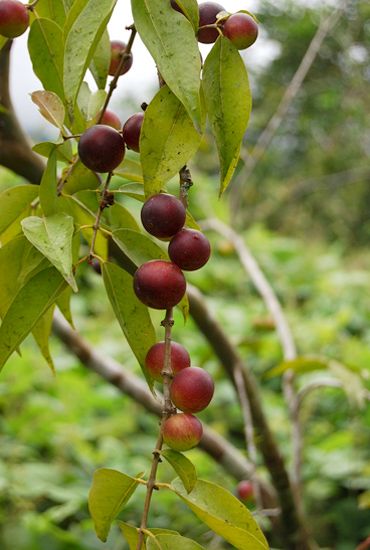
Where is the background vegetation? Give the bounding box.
[0,1,369,548]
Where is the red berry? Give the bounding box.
[198,2,225,44]
[100,110,121,130]
[133,260,186,310]
[169,229,211,271]
[78,125,125,173]
[141,194,186,239]
[122,112,144,153]
[0,0,29,38]
[170,367,214,413]
[145,341,190,382]
[237,480,254,501]
[109,40,133,76]
[222,13,258,50]
[163,413,203,451]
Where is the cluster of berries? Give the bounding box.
[135,193,214,452]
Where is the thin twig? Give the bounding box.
[98,26,137,123]
[89,172,113,260]
[232,2,347,193]
[137,309,175,549]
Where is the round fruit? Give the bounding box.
[162,413,203,451]
[222,13,258,50]
[198,2,225,44]
[78,125,125,173]
[170,367,214,413]
[122,112,144,153]
[145,341,190,382]
[237,480,254,501]
[91,259,102,275]
[141,194,186,239]
[109,40,133,76]
[133,260,186,310]
[0,0,29,38]
[168,229,211,271]
[100,110,121,130]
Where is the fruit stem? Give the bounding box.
[136,308,175,550]
[89,171,113,260]
[98,25,137,124]
[27,0,41,10]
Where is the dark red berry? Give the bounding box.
[198,2,225,44]
[100,110,121,130]
[78,125,125,173]
[0,0,29,38]
[122,112,144,153]
[109,41,133,76]
[141,194,186,239]
[170,367,214,413]
[133,260,186,310]
[169,229,211,271]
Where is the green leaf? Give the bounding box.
[147,533,204,550]
[171,479,268,549]
[0,267,66,371]
[62,160,101,194]
[0,236,46,319]
[88,468,141,542]
[28,19,65,101]
[32,305,56,373]
[114,158,144,183]
[140,86,202,196]
[118,522,144,550]
[0,185,39,237]
[63,0,117,113]
[21,214,77,292]
[87,90,107,122]
[0,36,8,51]
[202,37,252,196]
[171,0,199,31]
[116,183,145,201]
[104,204,140,232]
[39,149,58,216]
[31,90,65,130]
[90,29,110,89]
[102,262,156,388]
[131,0,202,129]
[161,449,197,493]
[56,286,74,328]
[35,0,67,27]
[112,229,168,266]
[33,140,73,163]
[66,196,108,258]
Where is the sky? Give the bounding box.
[8,0,264,136]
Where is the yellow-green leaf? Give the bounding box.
[147,533,204,550]
[161,449,197,493]
[88,468,140,542]
[32,305,56,373]
[171,479,268,549]
[0,185,39,237]
[31,90,66,130]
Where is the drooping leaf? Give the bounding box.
[88,468,141,542]
[140,86,202,196]
[202,37,252,196]
[118,523,181,550]
[0,267,66,371]
[28,19,65,100]
[112,229,167,266]
[21,214,77,291]
[31,91,66,130]
[33,140,73,163]
[147,533,204,550]
[114,158,144,183]
[266,356,329,379]
[131,0,202,129]
[90,29,110,89]
[56,286,74,328]
[104,204,140,232]
[102,262,156,388]
[171,0,199,31]
[35,0,67,27]
[0,185,39,237]
[63,0,117,113]
[161,449,197,493]
[32,305,56,373]
[171,479,268,549]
